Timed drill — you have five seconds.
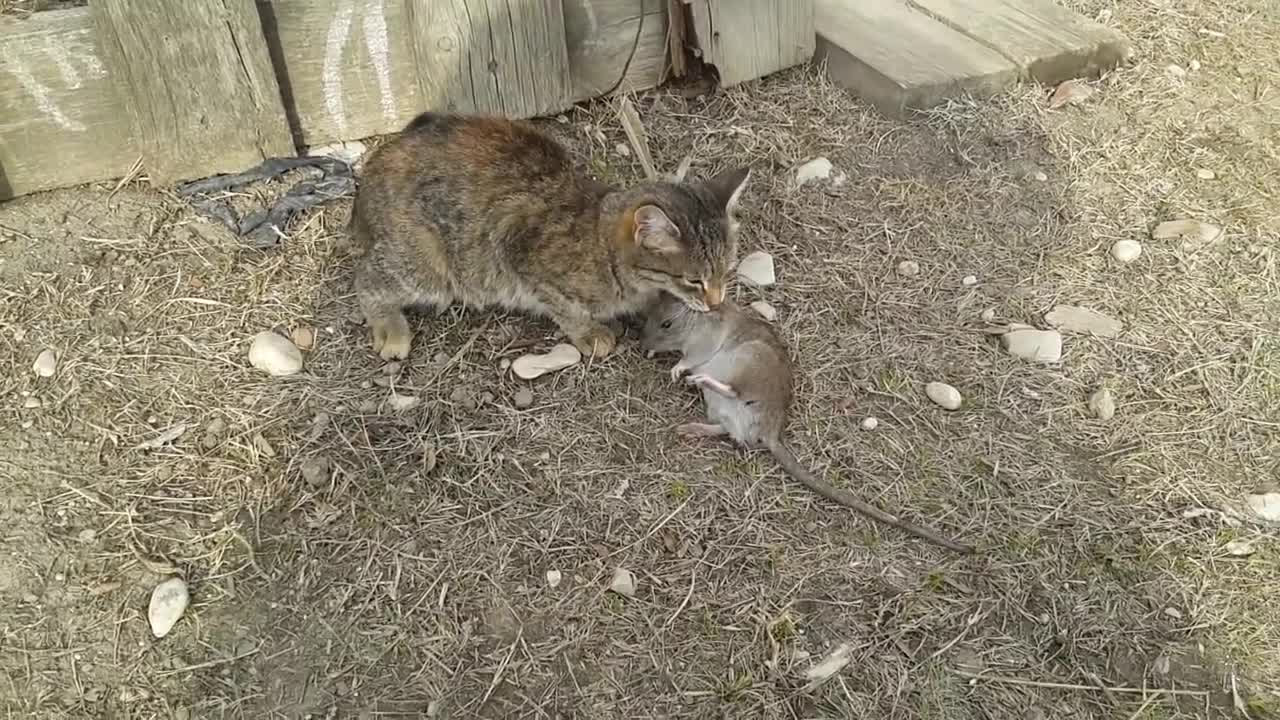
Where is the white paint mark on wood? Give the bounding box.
[322,0,355,137]
[1,45,85,131]
[47,29,105,89]
[361,0,396,122]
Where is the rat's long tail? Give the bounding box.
[766,440,974,554]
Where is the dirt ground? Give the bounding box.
[2,1,1278,718]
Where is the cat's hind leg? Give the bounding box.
[354,255,449,361]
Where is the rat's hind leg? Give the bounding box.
[677,422,727,439]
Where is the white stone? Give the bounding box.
[614,142,631,157]
[980,308,996,322]
[860,417,879,431]
[32,349,57,377]
[22,396,42,409]
[511,343,581,380]
[513,387,534,409]
[1088,387,1116,421]
[1196,168,1216,180]
[1032,171,1049,182]
[306,140,367,168]
[148,577,189,639]
[1166,63,1187,78]
[1224,539,1255,557]
[925,382,962,411]
[248,331,302,376]
[749,301,778,322]
[802,643,853,691]
[1045,305,1123,337]
[1247,492,1280,523]
[1002,325,1063,363]
[1111,240,1143,263]
[1152,219,1224,251]
[546,569,563,589]
[794,157,833,186]
[608,567,637,597]
[737,251,776,287]
[961,275,978,286]
[896,260,920,277]
[387,393,420,412]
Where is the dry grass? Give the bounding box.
[2,0,1278,718]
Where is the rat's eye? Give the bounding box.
[661,320,673,329]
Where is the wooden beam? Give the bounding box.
[563,0,668,100]
[410,0,574,118]
[815,0,1017,117]
[91,0,294,184]
[0,8,135,200]
[907,0,1130,85]
[687,0,815,87]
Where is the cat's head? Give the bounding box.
[620,167,751,312]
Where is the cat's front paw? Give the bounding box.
[571,326,616,359]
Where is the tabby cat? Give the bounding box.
[350,112,750,360]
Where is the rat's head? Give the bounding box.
[617,167,751,313]
[641,294,706,356]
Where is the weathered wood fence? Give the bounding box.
[0,0,815,201]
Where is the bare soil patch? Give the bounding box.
[2,1,1277,717]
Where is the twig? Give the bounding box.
[954,670,1209,697]
[158,646,260,677]
[618,96,659,181]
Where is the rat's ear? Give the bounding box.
[633,205,682,254]
[705,166,751,214]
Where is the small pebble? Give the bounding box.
[1002,326,1063,363]
[860,417,879,431]
[896,260,920,277]
[499,358,512,371]
[925,382,962,411]
[33,349,58,377]
[22,396,42,409]
[1088,387,1116,421]
[795,157,833,186]
[609,567,637,597]
[513,387,534,409]
[512,344,581,380]
[291,326,316,351]
[1166,64,1187,78]
[387,393,421,412]
[546,569,562,588]
[1195,168,1216,180]
[614,142,631,157]
[1032,171,1049,182]
[749,301,778,322]
[148,577,190,638]
[736,251,776,287]
[248,331,302,376]
[980,308,996,322]
[77,529,97,543]
[961,275,978,286]
[1111,239,1143,263]
[300,456,330,487]
[1247,491,1280,523]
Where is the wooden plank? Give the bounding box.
[687,0,815,87]
[410,0,573,118]
[90,0,293,185]
[0,8,134,200]
[908,0,1130,85]
[563,0,669,100]
[264,0,423,148]
[815,0,1017,118]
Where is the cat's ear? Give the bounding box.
[633,205,682,254]
[705,167,751,214]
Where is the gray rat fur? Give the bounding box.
[641,296,973,554]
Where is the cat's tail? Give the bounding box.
[765,439,975,553]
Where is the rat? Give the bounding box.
[641,296,974,554]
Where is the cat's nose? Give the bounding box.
[704,284,724,309]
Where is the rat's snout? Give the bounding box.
[703,281,725,310]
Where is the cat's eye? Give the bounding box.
[684,277,704,288]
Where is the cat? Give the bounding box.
[349,112,750,361]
